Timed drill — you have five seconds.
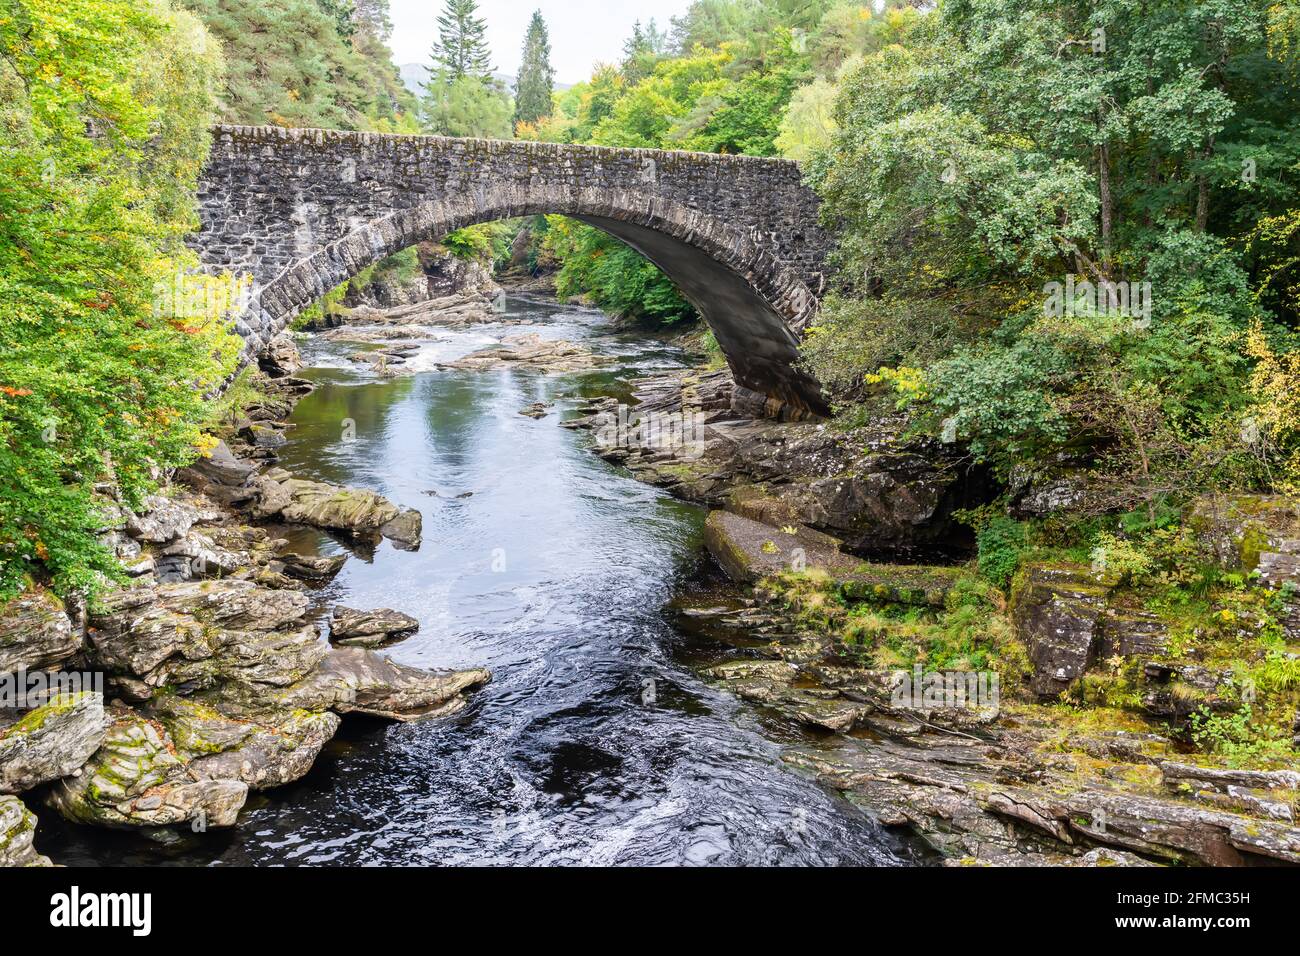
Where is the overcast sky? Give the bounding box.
[388,0,696,84]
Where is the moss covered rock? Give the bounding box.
[250,472,421,547]
[704,509,858,584]
[1011,563,1112,698]
[0,692,109,794]
[0,587,79,673]
[1187,494,1300,571]
[146,695,340,791]
[0,795,51,867]
[47,711,247,828]
[88,579,323,694]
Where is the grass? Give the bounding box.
[759,527,1300,770]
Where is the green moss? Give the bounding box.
[1239,522,1270,571]
[0,693,86,741]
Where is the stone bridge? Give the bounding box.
[196,126,832,417]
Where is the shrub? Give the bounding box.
[0,0,239,599]
[976,517,1027,589]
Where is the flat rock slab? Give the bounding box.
[439,333,607,373]
[704,509,858,583]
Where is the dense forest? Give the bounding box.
[3,0,1300,771]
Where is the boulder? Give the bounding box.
[87,580,323,692]
[176,439,257,504]
[379,508,422,549]
[253,475,420,547]
[0,587,79,673]
[278,480,398,533]
[259,333,303,378]
[238,422,288,450]
[155,531,244,582]
[330,606,420,647]
[126,492,219,544]
[725,416,978,557]
[0,796,51,866]
[278,550,348,582]
[47,711,247,828]
[146,695,339,791]
[1010,563,1110,698]
[0,692,109,793]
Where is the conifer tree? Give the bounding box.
[513,10,555,127]
[352,0,393,40]
[428,0,493,81]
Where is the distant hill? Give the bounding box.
[399,63,571,97]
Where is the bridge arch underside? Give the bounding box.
[245,186,830,419]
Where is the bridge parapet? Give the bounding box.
[197,125,828,291]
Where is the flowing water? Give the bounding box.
[39,295,924,866]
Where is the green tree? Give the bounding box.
[316,0,356,37]
[514,10,555,128]
[421,72,513,138]
[803,0,1300,505]
[185,0,418,130]
[775,75,837,162]
[0,0,242,599]
[622,18,668,82]
[429,0,492,81]
[352,0,392,39]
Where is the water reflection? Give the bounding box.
[37,296,922,866]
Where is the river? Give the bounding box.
[38,294,923,866]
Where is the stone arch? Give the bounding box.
[242,184,828,418]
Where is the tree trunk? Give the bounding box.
[1098,141,1114,272]
[1194,134,1215,232]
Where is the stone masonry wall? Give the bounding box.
[195,126,829,293]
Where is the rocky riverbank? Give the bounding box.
[10,292,1299,868]
[0,335,488,866]
[566,365,1300,866]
